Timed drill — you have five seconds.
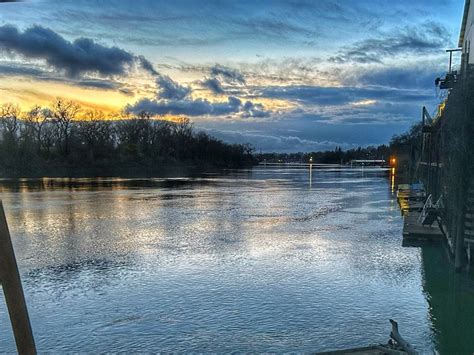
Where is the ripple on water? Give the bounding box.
[0,168,436,352]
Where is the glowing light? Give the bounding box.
[391,168,396,193]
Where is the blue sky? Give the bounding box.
[0,0,466,151]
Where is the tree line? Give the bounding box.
[257,145,391,164]
[258,123,425,166]
[0,98,255,177]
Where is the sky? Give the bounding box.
[0,0,466,152]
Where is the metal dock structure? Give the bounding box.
[397,184,444,245]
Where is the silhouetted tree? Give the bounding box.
[51,98,80,157]
[0,98,255,177]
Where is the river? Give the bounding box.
[0,166,473,353]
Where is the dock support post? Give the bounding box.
[454,166,468,272]
[0,201,36,354]
[455,211,466,272]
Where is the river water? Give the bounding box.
[0,166,473,353]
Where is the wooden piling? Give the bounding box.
[0,201,36,354]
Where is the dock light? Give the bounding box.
[391,157,396,165]
[309,156,313,163]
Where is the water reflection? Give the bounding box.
[421,245,474,354]
[391,167,396,194]
[0,176,223,193]
[0,167,444,352]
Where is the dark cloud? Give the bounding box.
[260,84,435,106]
[126,96,237,116]
[0,61,125,90]
[202,77,225,94]
[0,24,136,77]
[242,100,270,118]
[138,55,159,75]
[155,75,191,100]
[210,64,246,84]
[194,109,414,152]
[199,64,247,95]
[329,22,450,64]
[126,94,269,118]
[119,87,135,97]
[127,61,268,118]
[343,65,444,89]
[127,97,211,116]
[75,79,119,90]
[0,63,45,77]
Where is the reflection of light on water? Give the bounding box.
[309,163,313,188]
[0,169,435,352]
[391,167,396,194]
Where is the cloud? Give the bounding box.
[0,60,129,91]
[229,16,317,42]
[126,60,269,118]
[127,97,213,116]
[343,65,443,89]
[126,94,269,118]
[199,64,247,95]
[138,55,159,75]
[241,100,270,118]
[193,109,413,152]
[0,24,137,77]
[0,63,45,77]
[134,56,194,101]
[126,95,237,116]
[329,21,450,64]
[155,75,191,100]
[74,79,120,90]
[198,128,360,153]
[119,87,135,97]
[202,77,225,94]
[260,84,434,106]
[210,64,246,84]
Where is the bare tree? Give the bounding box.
[0,100,254,175]
[78,110,114,160]
[173,117,193,139]
[51,98,80,156]
[173,117,193,159]
[0,103,21,139]
[21,105,48,152]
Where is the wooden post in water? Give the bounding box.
[0,201,36,354]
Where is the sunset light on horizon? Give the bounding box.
[0,0,466,151]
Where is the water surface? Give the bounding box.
[0,167,458,352]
